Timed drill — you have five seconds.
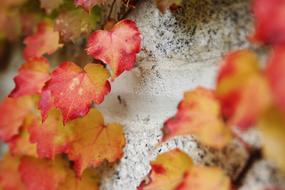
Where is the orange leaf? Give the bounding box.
[66,109,125,176]
[175,166,231,190]
[257,107,285,173]
[0,154,26,190]
[87,19,141,79]
[216,50,271,129]
[0,96,34,142]
[23,21,62,60]
[9,57,50,98]
[19,156,68,190]
[163,87,232,149]
[138,149,192,190]
[266,46,285,114]
[75,0,107,12]
[28,109,75,158]
[9,129,37,157]
[41,62,110,122]
[251,0,285,45]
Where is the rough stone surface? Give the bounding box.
[0,0,284,190]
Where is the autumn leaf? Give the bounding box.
[66,109,125,176]
[216,50,271,129]
[138,149,192,190]
[9,129,38,157]
[251,0,285,44]
[55,8,100,42]
[41,62,110,122]
[19,156,68,190]
[266,46,285,114]
[257,107,285,173]
[0,154,26,190]
[40,0,64,13]
[9,57,50,98]
[0,96,34,142]
[23,21,62,60]
[87,19,141,79]
[155,0,182,13]
[175,166,231,190]
[163,87,232,149]
[74,0,107,12]
[28,109,75,158]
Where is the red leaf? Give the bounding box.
[19,156,67,190]
[41,62,110,122]
[251,0,285,45]
[87,19,141,79]
[23,21,62,60]
[9,57,50,98]
[216,50,271,129]
[266,46,285,114]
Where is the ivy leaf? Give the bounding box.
[23,21,62,60]
[87,19,141,79]
[9,57,50,98]
[155,0,182,13]
[258,107,285,173]
[40,0,64,13]
[138,149,193,190]
[55,8,99,42]
[163,87,232,149]
[0,154,26,190]
[41,62,111,123]
[175,166,231,190]
[66,109,126,176]
[19,156,68,190]
[74,0,107,12]
[266,46,285,114]
[28,109,75,158]
[0,96,34,142]
[251,0,285,44]
[216,50,271,129]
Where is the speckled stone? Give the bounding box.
[98,0,253,189]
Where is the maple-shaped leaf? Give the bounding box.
[55,8,100,42]
[74,0,107,12]
[0,154,26,190]
[9,57,50,98]
[155,0,182,13]
[251,0,285,44]
[9,129,38,157]
[0,96,34,142]
[257,107,285,173]
[216,50,271,129]
[41,62,110,122]
[40,0,64,13]
[19,156,67,190]
[266,46,285,114]
[138,149,193,190]
[87,19,141,79]
[66,109,125,176]
[163,87,232,149]
[175,166,231,190]
[23,21,62,60]
[28,109,75,158]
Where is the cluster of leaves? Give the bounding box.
[0,0,143,189]
[139,0,285,189]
